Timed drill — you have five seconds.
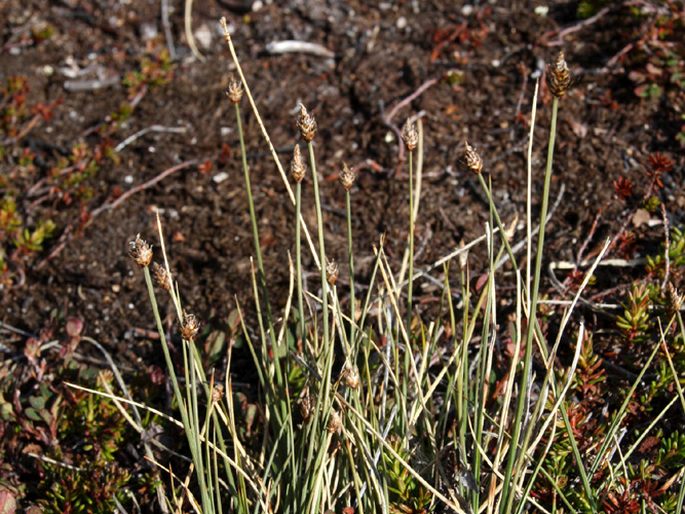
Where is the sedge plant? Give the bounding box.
[79,29,684,514]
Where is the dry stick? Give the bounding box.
[382,80,437,170]
[115,124,188,152]
[161,0,176,60]
[184,0,204,61]
[541,7,611,46]
[660,203,671,290]
[220,17,321,270]
[91,159,199,217]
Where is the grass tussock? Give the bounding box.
[68,18,685,514]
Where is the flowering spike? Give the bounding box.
[128,234,153,267]
[290,144,306,182]
[463,141,483,175]
[547,51,571,98]
[401,119,418,151]
[339,162,356,191]
[297,103,317,142]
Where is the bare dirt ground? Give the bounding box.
[1,0,684,509]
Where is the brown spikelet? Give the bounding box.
[342,365,360,389]
[462,141,483,175]
[339,162,356,191]
[226,80,243,104]
[128,234,153,267]
[211,384,224,404]
[290,144,306,182]
[297,103,317,142]
[547,51,571,98]
[152,262,172,291]
[327,410,342,433]
[401,119,418,151]
[665,283,683,316]
[180,311,200,340]
[298,386,313,423]
[326,259,339,286]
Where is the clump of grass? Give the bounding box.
[79,23,685,514]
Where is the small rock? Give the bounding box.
[213,171,229,184]
[194,24,213,50]
[632,209,651,228]
[396,16,407,29]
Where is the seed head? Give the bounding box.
[339,162,356,191]
[152,262,172,291]
[298,387,313,422]
[342,365,360,389]
[128,234,153,267]
[297,103,317,142]
[665,283,683,315]
[401,119,418,152]
[326,259,339,287]
[462,141,483,175]
[181,311,200,340]
[226,80,243,104]
[547,51,571,98]
[327,410,342,434]
[211,384,224,404]
[290,144,306,183]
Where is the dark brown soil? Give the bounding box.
[1,0,683,386]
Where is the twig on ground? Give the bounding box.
[64,76,119,93]
[91,159,199,217]
[576,211,602,264]
[184,0,204,61]
[265,40,335,59]
[115,125,188,152]
[382,79,438,172]
[161,0,177,60]
[540,7,611,47]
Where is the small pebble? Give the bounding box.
[213,171,229,184]
[194,24,213,49]
[396,16,407,29]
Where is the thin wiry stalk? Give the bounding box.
[345,189,356,347]
[501,96,560,513]
[234,101,287,420]
[220,18,320,268]
[307,141,329,357]
[296,180,305,340]
[142,266,213,512]
[407,149,415,328]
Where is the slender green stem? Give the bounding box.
[235,102,284,399]
[235,103,264,276]
[307,141,329,356]
[296,180,305,340]
[407,149,414,328]
[501,96,559,513]
[345,190,356,348]
[142,266,212,512]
